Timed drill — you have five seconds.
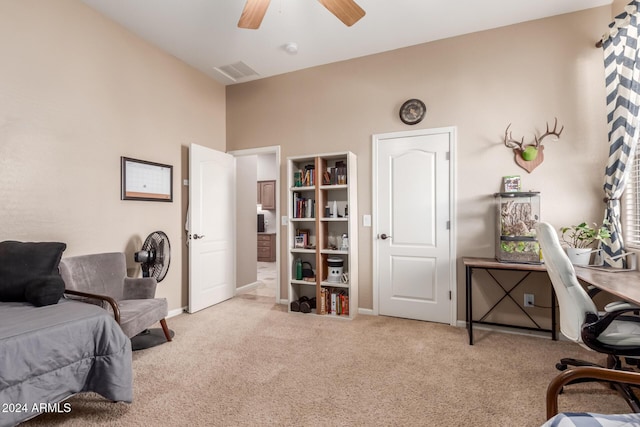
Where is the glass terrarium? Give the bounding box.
[494,192,541,264]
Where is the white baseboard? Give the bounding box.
[358,308,375,316]
[168,307,186,318]
[236,281,262,294]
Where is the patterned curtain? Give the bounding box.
[600,0,640,267]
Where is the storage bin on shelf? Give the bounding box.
[494,191,541,264]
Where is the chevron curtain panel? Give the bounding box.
[600,0,640,267]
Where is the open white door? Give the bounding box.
[188,143,236,313]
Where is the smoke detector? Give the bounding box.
[283,42,298,54]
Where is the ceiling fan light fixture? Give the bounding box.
[238,0,365,30]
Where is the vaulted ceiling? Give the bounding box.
[81,0,612,85]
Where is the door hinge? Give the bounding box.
[446,220,450,230]
[446,151,450,160]
[449,291,452,300]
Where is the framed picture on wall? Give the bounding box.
[121,157,173,202]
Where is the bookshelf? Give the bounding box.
[287,152,358,319]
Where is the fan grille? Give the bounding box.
[140,231,171,282]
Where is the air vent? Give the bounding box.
[213,61,259,83]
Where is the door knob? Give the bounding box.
[193,233,205,240]
[379,233,391,240]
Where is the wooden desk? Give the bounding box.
[464,257,640,346]
[573,266,640,305]
[464,257,557,345]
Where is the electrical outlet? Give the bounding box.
[524,293,535,307]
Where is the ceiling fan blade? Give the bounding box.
[317,0,365,27]
[238,0,271,30]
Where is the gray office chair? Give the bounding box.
[535,222,640,411]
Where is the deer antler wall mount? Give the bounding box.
[503,118,563,173]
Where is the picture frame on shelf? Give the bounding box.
[322,171,331,185]
[294,236,305,248]
[298,229,310,248]
[502,175,521,193]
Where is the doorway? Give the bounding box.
[231,146,281,304]
[372,128,456,325]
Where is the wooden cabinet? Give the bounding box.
[257,180,275,210]
[257,233,276,262]
[287,152,358,318]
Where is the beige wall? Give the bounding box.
[0,1,618,322]
[0,0,226,312]
[236,155,258,287]
[226,6,613,319]
[612,0,629,17]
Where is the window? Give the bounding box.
[624,152,640,247]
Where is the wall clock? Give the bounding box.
[399,99,426,125]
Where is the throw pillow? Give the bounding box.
[24,275,66,307]
[0,240,67,305]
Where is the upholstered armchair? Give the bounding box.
[58,252,172,344]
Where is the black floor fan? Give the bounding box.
[131,231,175,351]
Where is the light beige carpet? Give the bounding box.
[24,293,632,427]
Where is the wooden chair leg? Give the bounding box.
[160,318,172,342]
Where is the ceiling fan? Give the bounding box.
[238,0,365,30]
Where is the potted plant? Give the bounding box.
[560,221,611,266]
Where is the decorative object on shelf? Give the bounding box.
[327,258,344,283]
[399,99,426,125]
[301,262,315,279]
[340,233,349,251]
[560,222,611,266]
[503,118,564,173]
[502,175,521,192]
[341,272,349,284]
[295,258,303,280]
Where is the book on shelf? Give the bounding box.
[302,165,315,186]
[322,287,348,316]
[294,165,315,187]
[319,288,327,314]
[292,192,315,218]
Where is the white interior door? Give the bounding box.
[374,128,455,324]
[188,143,236,313]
